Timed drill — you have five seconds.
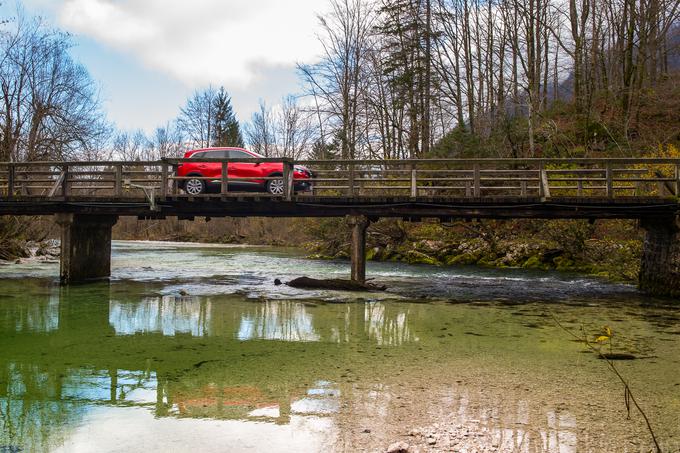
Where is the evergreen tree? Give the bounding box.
[212,87,244,147]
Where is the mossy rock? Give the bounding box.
[306,253,335,260]
[522,255,550,270]
[445,253,479,266]
[366,247,381,261]
[554,256,576,271]
[405,250,441,266]
[332,251,349,260]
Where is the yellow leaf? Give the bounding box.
[595,335,610,342]
[604,326,612,337]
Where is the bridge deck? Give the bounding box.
[0,195,677,219]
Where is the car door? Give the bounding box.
[228,150,259,184]
[201,150,227,178]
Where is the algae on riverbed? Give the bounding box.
[0,242,678,452]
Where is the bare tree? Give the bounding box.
[243,100,276,157]
[0,8,109,162]
[177,87,218,148]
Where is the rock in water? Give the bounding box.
[178,289,189,296]
[274,278,282,286]
[287,276,387,292]
[386,441,410,453]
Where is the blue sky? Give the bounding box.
[6,0,324,133]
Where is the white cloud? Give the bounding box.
[57,0,325,89]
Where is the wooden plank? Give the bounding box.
[283,161,293,201]
[7,164,14,199]
[348,163,355,196]
[115,164,123,197]
[61,165,70,199]
[161,162,168,197]
[540,164,551,199]
[410,164,417,198]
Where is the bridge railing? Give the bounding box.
[0,158,678,200]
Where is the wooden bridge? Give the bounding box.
[0,157,679,296]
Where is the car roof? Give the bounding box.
[184,147,253,157]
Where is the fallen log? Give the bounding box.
[285,276,387,292]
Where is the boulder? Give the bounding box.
[287,276,387,291]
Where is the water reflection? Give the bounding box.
[237,301,319,342]
[106,295,416,346]
[109,296,211,337]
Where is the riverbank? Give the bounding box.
[306,218,642,284]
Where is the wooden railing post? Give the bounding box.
[62,164,70,199]
[220,161,228,196]
[473,163,481,197]
[410,163,417,198]
[161,161,168,197]
[674,164,679,197]
[283,160,293,201]
[605,162,613,198]
[114,164,123,197]
[7,163,14,199]
[539,162,551,199]
[348,163,355,197]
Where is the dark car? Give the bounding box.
[176,147,313,195]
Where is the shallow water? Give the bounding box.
[0,241,678,452]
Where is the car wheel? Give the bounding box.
[185,177,205,195]
[266,177,285,196]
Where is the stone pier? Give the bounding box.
[56,213,118,284]
[639,216,680,298]
[347,215,370,283]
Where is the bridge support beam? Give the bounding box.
[56,213,118,284]
[639,217,680,298]
[347,215,370,283]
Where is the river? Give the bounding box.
[0,241,678,452]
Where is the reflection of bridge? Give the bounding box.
[1,157,679,294]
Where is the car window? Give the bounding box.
[205,150,227,159]
[228,150,252,159]
[191,152,205,159]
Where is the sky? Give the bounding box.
[7,0,325,133]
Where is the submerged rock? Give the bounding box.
[598,353,637,360]
[386,441,410,453]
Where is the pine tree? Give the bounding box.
[212,87,244,147]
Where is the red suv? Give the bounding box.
[176,147,313,195]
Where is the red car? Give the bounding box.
[176,147,313,195]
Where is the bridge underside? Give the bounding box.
[0,196,677,220]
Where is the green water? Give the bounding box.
[0,241,679,452]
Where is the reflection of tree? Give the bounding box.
[0,291,59,334]
[109,296,211,336]
[0,363,84,452]
[364,303,414,346]
[238,301,320,342]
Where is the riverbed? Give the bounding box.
[0,241,678,452]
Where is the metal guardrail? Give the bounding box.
[0,158,678,201]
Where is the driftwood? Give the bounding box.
[285,276,387,292]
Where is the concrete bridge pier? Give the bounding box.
[639,216,680,297]
[347,215,370,283]
[56,213,118,284]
